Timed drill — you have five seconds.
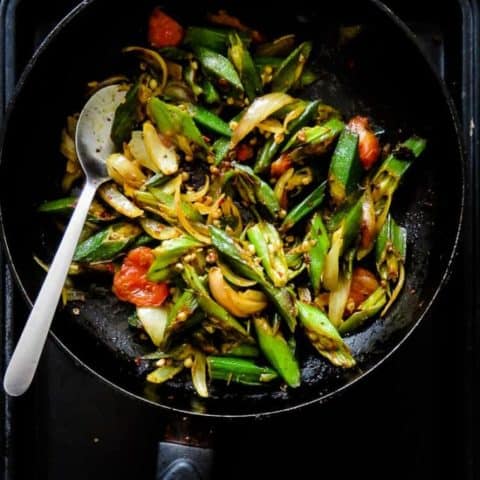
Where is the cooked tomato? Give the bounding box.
[235,143,254,162]
[148,8,184,48]
[347,116,381,170]
[113,247,169,307]
[346,267,379,314]
[270,154,292,178]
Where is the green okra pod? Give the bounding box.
[281,117,345,164]
[328,128,361,205]
[147,235,202,280]
[281,181,327,231]
[184,27,250,54]
[221,343,260,358]
[38,197,119,223]
[194,46,244,91]
[207,356,278,385]
[209,226,297,331]
[233,163,280,217]
[254,317,301,388]
[375,215,407,316]
[202,78,221,104]
[188,104,232,137]
[323,194,363,291]
[371,136,426,233]
[271,42,312,93]
[339,287,387,334]
[297,301,356,368]
[182,265,252,340]
[73,223,141,263]
[213,137,231,165]
[247,222,289,287]
[147,364,184,384]
[254,100,321,174]
[305,212,330,295]
[148,97,207,149]
[229,33,263,101]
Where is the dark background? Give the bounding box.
[1,1,478,479]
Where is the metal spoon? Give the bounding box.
[3,85,126,396]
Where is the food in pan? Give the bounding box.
[38,8,426,397]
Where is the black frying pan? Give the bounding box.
[0,0,464,476]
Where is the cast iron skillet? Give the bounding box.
[0,0,464,475]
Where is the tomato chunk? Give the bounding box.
[347,267,379,312]
[113,247,169,307]
[235,143,254,162]
[270,154,292,178]
[347,116,381,170]
[148,8,184,48]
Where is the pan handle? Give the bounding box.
[156,441,214,480]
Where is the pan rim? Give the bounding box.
[0,0,465,419]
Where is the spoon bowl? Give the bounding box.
[3,85,126,397]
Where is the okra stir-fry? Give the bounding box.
[39,8,426,396]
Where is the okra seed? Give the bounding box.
[174,262,184,272]
[206,250,217,263]
[176,311,188,322]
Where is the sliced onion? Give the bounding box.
[381,264,405,317]
[207,194,225,225]
[98,183,144,218]
[283,104,304,131]
[191,351,209,398]
[257,118,285,135]
[163,80,195,103]
[128,131,154,171]
[106,153,146,189]
[184,177,210,202]
[143,122,179,175]
[218,259,257,287]
[208,267,267,318]
[323,229,343,291]
[328,275,352,328]
[230,92,294,148]
[123,46,168,93]
[174,178,211,244]
[137,306,169,347]
[357,187,376,259]
[274,167,294,206]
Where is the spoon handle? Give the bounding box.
[4,181,98,396]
